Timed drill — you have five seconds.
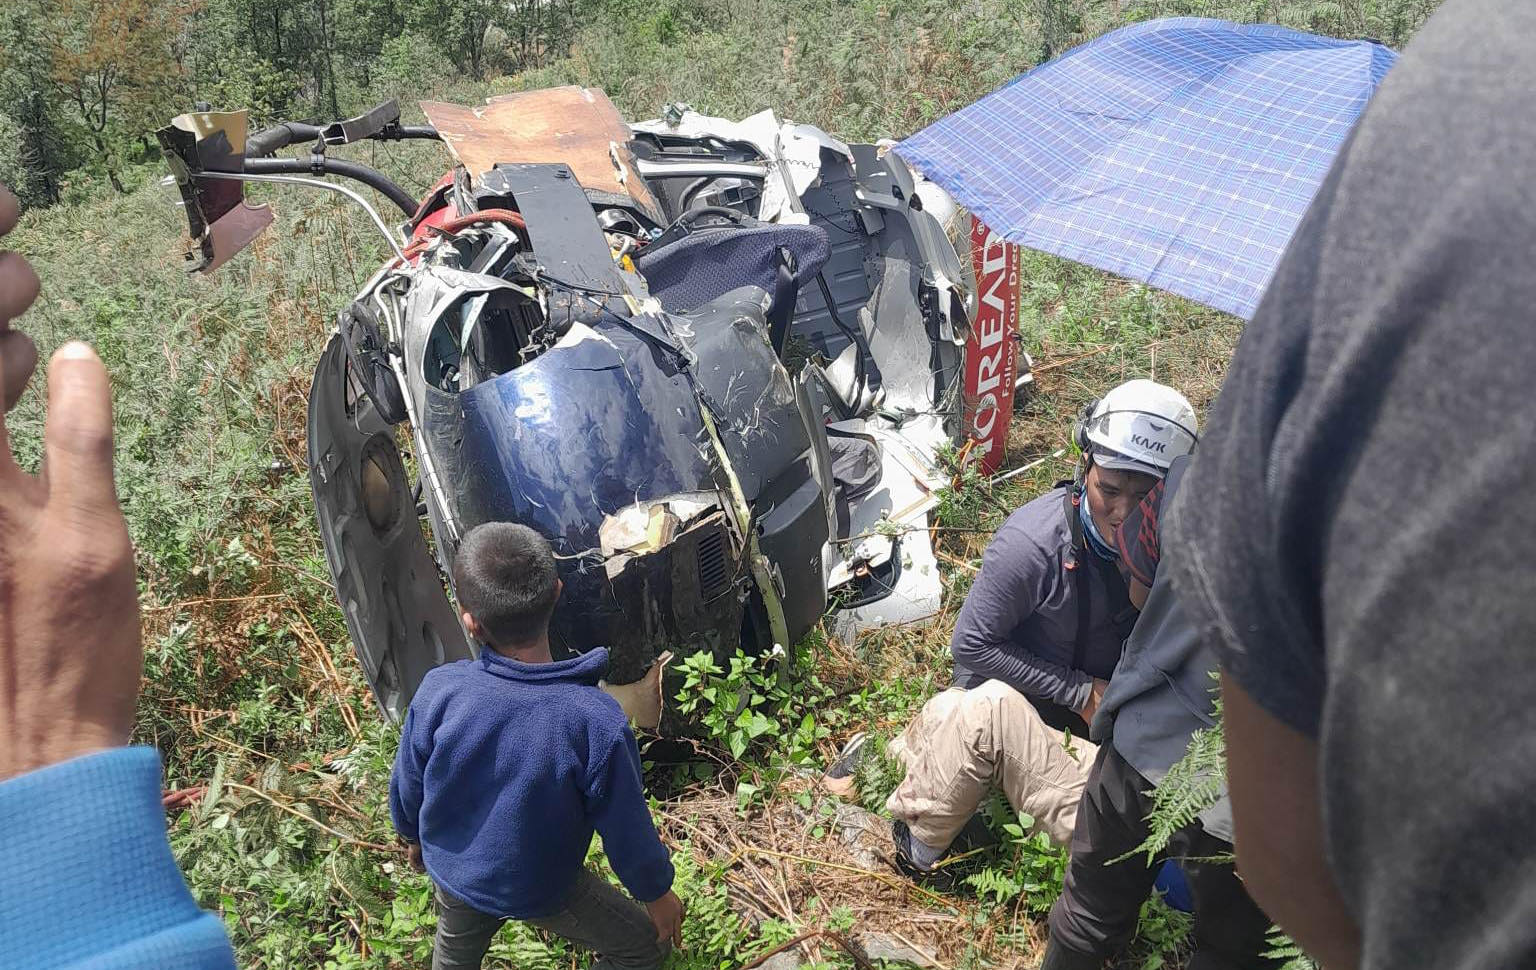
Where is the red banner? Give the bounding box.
[962,216,1021,475]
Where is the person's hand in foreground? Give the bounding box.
[0,183,141,782]
[0,183,234,969]
[0,185,40,412]
[645,889,686,947]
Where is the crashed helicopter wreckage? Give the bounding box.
[158,87,1028,721]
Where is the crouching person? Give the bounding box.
[389,522,685,970]
[883,380,1198,872]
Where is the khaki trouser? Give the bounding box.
[885,680,1097,849]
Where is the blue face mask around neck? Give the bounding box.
[1078,486,1119,560]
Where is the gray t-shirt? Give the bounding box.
[1094,456,1233,840]
[1166,1,1536,965]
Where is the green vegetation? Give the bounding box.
[3,1,1444,968]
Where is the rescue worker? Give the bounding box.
[881,379,1199,872]
[1041,456,1277,970]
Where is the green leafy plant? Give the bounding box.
[1132,707,1227,862]
[963,793,1070,913]
[674,643,834,766]
[1265,926,1322,970]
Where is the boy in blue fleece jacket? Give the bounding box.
[390,522,685,970]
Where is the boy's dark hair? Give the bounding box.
[452,522,560,647]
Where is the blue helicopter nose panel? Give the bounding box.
[456,322,719,551]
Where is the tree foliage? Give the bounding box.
[44,0,194,193]
[0,0,600,208]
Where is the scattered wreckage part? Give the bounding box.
[158,103,432,270]
[1013,360,1036,410]
[412,207,528,239]
[599,650,674,730]
[830,519,943,636]
[174,189,271,274]
[839,145,967,423]
[396,208,529,268]
[196,169,406,262]
[444,320,744,678]
[826,418,948,631]
[421,87,665,224]
[632,158,772,181]
[570,510,742,685]
[674,299,832,642]
[361,278,461,547]
[157,93,987,719]
[701,408,791,654]
[476,164,626,295]
[793,370,843,593]
[632,214,830,342]
[988,447,1067,487]
[812,271,874,404]
[631,107,852,224]
[793,146,954,424]
[244,100,440,156]
[338,301,408,425]
[241,156,419,217]
[156,109,276,273]
[307,335,473,721]
[598,494,719,563]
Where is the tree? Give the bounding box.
[46,0,196,193]
[0,2,70,205]
[405,0,500,79]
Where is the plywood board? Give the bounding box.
[421,87,662,221]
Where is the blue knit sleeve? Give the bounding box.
[585,721,675,903]
[0,747,237,969]
[389,706,427,843]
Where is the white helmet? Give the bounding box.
[1080,379,1197,478]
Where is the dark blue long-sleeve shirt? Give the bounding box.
[389,646,673,918]
[949,486,1138,712]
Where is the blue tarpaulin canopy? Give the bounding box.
[897,18,1397,319]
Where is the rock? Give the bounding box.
[854,932,940,968]
[760,952,806,970]
[833,802,893,870]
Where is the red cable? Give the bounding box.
[430,208,527,235]
[393,208,529,267]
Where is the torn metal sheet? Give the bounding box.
[599,494,720,578]
[155,109,274,272]
[633,107,846,223]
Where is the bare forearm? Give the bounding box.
[1224,672,1360,969]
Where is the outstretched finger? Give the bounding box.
[1,329,37,412]
[42,342,118,516]
[0,337,11,470]
[0,251,40,327]
[0,185,20,237]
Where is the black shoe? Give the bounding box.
[891,820,967,891]
[820,731,868,798]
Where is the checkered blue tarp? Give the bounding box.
[897,18,1397,320]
